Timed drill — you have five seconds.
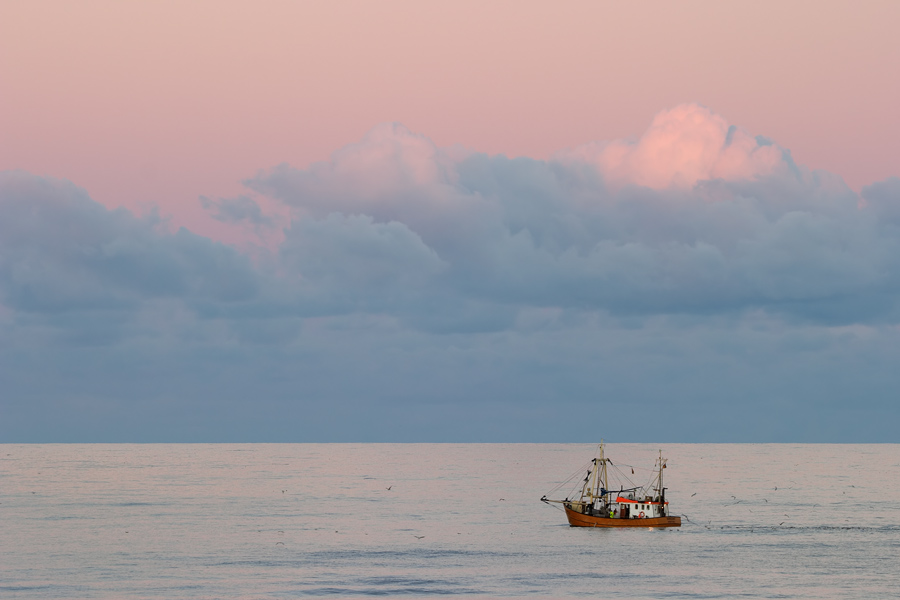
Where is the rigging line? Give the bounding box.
[548,458,592,490]
[541,501,566,514]
[609,461,655,472]
[607,462,638,490]
[544,458,595,497]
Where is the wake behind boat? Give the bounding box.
[541,442,681,528]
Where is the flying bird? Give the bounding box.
[386,486,392,491]
[414,535,425,539]
[691,493,697,497]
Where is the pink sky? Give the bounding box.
[2,0,899,239]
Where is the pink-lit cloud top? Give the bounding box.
[560,105,786,189]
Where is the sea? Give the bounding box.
[1,444,898,599]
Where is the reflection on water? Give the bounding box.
[1,444,898,598]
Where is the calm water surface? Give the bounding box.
[1,444,898,599]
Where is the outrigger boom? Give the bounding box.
[542,442,681,528]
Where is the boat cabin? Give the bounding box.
[612,495,668,519]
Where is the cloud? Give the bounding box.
[246,123,466,231]
[557,104,791,189]
[246,106,900,324]
[7,106,899,330]
[0,171,261,320]
[862,176,900,224]
[277,212,447,318]
[5,106,900,442]
[200,194,274,227]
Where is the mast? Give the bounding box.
[581,456,595,504]
[659,449,663,497]
[658,449,665,513]
[578,441,610,510]
[598,441,608,505]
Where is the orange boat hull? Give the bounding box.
[564,506,681,528]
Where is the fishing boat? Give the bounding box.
[541,442,681,528]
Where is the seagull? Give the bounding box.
[499,498,505,501]
[414,535,425,539]
[691,493,697,497]
[386,486,392,491]
[779,522,785,525]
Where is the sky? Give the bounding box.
[1,1,899,442]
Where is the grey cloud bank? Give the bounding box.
[247,124,899,325]
[2,116,900,442]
